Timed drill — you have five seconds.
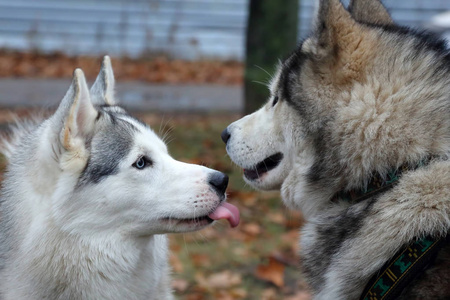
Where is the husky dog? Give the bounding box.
[0,56,239,300]
[223,0,450,299]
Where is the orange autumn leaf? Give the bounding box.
[242,222,262,236]
[169,253,184,273]
[285,291,312,300]
[171,278,189,293]
[196,270,242,290]
[255,256,285,287]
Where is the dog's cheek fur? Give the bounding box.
[280,142,335,215]
[330,40,450,189]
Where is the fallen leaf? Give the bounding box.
[242,222,262,236]
[185,293,205,300]
[271,250,299,267]
[261,288,278,300]
[196,270,242,289]
[255,256,285,287]
[171,278,189,292]
[267,212,286,224]
[169,253,184,273]
[230,288,248,299]
[285,291,312,300]
[191,253,211,267]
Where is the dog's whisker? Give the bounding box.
[252,80,270,87]
[182,234,190,254]
[254,64,273,78]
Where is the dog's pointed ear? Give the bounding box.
[90,56,116,106]
[348,0,393,26]
[308,0,359,59]
[54,69,98,152]
[302,0,376,82]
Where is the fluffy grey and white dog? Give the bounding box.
[0,57,239,299]
[223,0,450,299]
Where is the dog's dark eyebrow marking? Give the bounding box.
[278,45,307,102]
[276,45,309,119]
[76,110,139,187]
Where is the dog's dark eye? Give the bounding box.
[272,96,279,107]
[133,156,151,169]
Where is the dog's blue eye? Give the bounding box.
[133,157,150,169]
[272,96,279,107]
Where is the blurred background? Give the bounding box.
[0,0,450,299]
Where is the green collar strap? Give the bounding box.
[360,234,449,300]
[327,156,449,299]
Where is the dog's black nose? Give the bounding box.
[208,172,229,196]
[221,128,231,144]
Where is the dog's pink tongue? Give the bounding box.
[208,202,240,228]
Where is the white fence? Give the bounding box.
[0,0,449,60]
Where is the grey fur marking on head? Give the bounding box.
[77,111,138,186]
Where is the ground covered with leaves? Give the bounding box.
[0,51,242,85]
[0,109,311,299]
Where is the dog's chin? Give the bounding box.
[242,152,285,190]
[161,215,215,233]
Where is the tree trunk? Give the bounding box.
[244,0,299,114]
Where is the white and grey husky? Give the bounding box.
[223,0,450,299]
[0,56,239,299]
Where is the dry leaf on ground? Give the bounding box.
[196,270,242,289]
[255,256,286,287]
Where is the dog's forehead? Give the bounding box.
[97,106,165,152]
[77,106,162,186]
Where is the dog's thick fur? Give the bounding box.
[223,0,450,298]
[0,57,232,299]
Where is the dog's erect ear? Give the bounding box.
[302,0,376,82]
[53,69,98,152]
[308,0,359,59]
[348,0,393,26]
[90,56,116,106]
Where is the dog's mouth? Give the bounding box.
[162,215,215,227]
[243,152,284,181]
[162,202,240,228]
